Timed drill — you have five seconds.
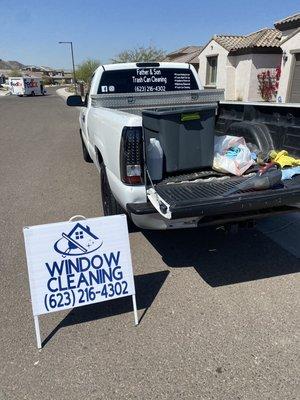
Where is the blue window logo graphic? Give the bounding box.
[75,231,84,240]
[54,223,103,257]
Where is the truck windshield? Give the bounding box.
[98,67,199,94]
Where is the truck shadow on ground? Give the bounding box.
[142,224,300,287]
[42,270,169,347]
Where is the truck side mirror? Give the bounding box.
[66,95,85,107]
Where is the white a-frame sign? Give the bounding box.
[23,215,138,348]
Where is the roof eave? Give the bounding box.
[274,19,300,31]
[229,46,282,55]
[280,26,300,45]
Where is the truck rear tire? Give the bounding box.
[100,162,124,216]
[80,130,93,163]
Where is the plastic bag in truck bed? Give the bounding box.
[213,135,255,176]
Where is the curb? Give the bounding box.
[56,87,74,100]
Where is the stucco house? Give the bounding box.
[163,46,203,71]
[198,13,300,102]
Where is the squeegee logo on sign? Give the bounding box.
[54,223,103,256]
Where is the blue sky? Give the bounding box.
[0,0,298,68]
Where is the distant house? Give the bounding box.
[198,13,300,102]
[163,46,203,71]
[21,65,72,83]
[39,67,73,84]
[40,66,65,77]
[22,65,42,72]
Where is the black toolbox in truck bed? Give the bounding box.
[143,105,216,173]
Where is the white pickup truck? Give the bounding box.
[67,62,300,230]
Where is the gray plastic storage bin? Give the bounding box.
[142,105,216,173]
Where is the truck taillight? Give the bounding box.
[120,127,143,185]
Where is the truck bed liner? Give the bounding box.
[152,174,300,219]
[155,174,260,202]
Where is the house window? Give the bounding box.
[206,56,218,85]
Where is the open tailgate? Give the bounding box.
[146,174,300,219]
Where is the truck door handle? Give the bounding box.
[82,114,85,122]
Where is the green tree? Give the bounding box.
[8,69,22,77]
[76,59,101,83]
[111,45,166,63]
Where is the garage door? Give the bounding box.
[290,53,300,102]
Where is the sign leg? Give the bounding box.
[132,294,138,326]
[34,315,42,349]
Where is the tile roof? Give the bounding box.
[212,35,243,51]
[274,13,300,28]
[189,53,202,64]
[163,46,203,63]
[213,28,282,52]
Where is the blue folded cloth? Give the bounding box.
[281,166,300,180]
[226,146,241,158]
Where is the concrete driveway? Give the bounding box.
[0,89,299,400]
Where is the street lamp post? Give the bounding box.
[58,41,77,94]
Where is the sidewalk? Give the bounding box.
[0,89,9,97]
[56,87,74,100]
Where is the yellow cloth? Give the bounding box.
[270,150,300,168]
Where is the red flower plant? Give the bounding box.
[257,66,281,102]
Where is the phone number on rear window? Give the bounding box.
[134,86,166,92]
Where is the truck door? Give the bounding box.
[80,75,94,152]
[80,93,89,141]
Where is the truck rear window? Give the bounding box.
[98,68,199,94]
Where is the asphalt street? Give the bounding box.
[0,88,299,400]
